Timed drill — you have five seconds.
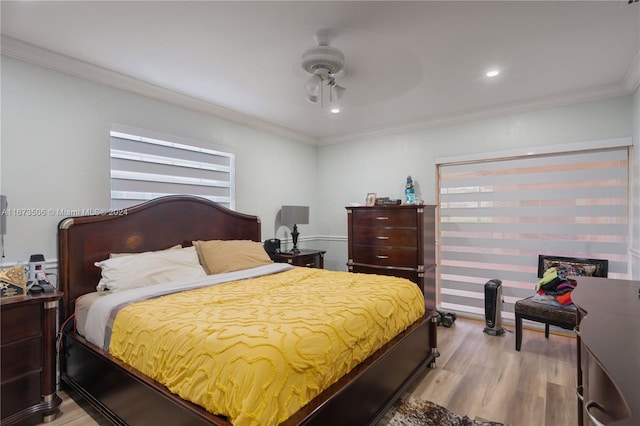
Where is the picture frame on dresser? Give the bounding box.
[365,193,376,206]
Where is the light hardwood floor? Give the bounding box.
[40,316,577,426]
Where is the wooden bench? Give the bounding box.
[514,296,577,351]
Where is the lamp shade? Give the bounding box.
[281,205,309,225]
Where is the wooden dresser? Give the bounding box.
[346,205,437,309]
[573,277,639,426]
[1,292,63,425]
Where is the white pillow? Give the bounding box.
[95,246,206,292]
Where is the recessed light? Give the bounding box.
[486,70,500,78]
[330,107,341,114]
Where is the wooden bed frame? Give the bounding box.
[58,195,438,425]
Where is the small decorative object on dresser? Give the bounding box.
[0,265,27,298]
[404,175,416,205]
[346,204,437,309]
[1,291,63,425]
[269,249,326,269]
[365,193,376,207]
[376,197,402,206]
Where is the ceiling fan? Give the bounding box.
[301,30,346,113]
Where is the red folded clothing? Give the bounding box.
[555,291,573,305]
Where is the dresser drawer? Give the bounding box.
[1,336,42,384]
[0,372,42,419]
[1,304,41,345]
[351,228,417,247]
[352,209,417,228]
[351,246,417,268]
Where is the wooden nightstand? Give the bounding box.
[1,291,63,425]
[269,249,326,269]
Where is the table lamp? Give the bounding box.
[281,205,309,253]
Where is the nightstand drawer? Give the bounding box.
[288,253,321,268]
[1,304,42,345]
[351,227,417,247]
[0,372,41,419]
[352,209,417,228]
[1,337,43,383]
[351,246,417,268]
[269,249,325,269]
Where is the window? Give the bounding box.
[110,125,235,210]
[437,139,630,320]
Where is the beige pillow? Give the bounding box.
[193,240,273,275]
[95,246,206,292]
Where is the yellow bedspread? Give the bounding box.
[109,267,425,425]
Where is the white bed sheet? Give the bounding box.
[81,263,294,350]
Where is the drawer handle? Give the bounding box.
[376,255,389,259]
[376,236,389,240]
[375,216,389,220]
[585,400,606,426]
[576,385,584,402]
[304,262,315,267]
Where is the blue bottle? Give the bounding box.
[405,176,416,205]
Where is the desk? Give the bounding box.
[573,277,640,426]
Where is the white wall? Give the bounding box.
[317,96,634,271]
[1,57,318,264]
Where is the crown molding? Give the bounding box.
[623,50,640,93]
[319,82,633,145]
[1,36,317,145]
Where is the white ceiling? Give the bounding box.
[1,1,639,145]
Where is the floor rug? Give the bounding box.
[380,396,504,426]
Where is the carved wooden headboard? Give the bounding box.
[57,195,261,318]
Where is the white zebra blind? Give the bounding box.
[110,125,235,210]
[438,146,629,320]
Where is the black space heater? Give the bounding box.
[483,279,505,336]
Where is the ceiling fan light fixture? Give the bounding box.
[301,45,345,76]
[331,83,346,100]
[301,36,346,112]
[305,73,323,95]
